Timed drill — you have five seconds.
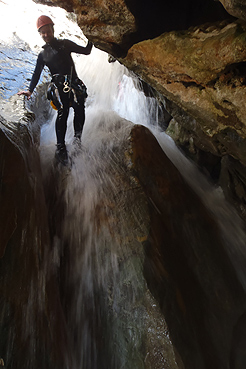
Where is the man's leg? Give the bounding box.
[72,95,85,140]
[55,89,70,164]
[55,89,70,145]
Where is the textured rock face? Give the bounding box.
[2,1,246,368]
[75,0,136,54]
[123,20,246,160]
[34,0,232,55]
[130,125,246,369]
[220,0,246,21]
[0,102,72,369]
[2,94,246,368]
[122,19,246,219]
[34,0,137,55]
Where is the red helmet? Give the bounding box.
[36,15,54,31]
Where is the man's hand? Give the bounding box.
[17,90,32,100]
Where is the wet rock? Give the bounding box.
[122,20,246,210]
[1,96,246,369]
[219,155,246,220]
[0,99,72,369]
[50,114,183,369]
[123,20,246,143]
[1,2,246,368]
[30,0,246,223]
[129,124,246,369]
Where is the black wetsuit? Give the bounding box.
[29,38,93,145]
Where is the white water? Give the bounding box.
[7,4,179,368]
[39,48,178,368]
[1,1,246,368]
[40,39,246,294]
[38,40,246,369]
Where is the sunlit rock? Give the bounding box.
[123,20,246,141]
[33,0,136,56]
[34,0,231,56]
[122,19,246,200]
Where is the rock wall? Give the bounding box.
[2,100,246,368]
[130,124,246,369]
[0,98,73,369]
[2,1,246,368]
[34,0,234,55]
[123,19,246,216]
[220,0,246,21]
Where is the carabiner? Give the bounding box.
[63,81,70,93]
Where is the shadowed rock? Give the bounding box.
[129,124,246,369]
[0,100,72,369]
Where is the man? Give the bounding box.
[18,15,93,165]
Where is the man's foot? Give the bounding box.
[55,143,69,166]
[74,132,81,140]
[73,133,82,150]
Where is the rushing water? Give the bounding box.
[0,2,179,367]
[39,47,181,369]
[38,42,246,369]
[1,1,246,368]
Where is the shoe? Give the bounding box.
[74,131,82,140]
[55,143,69,166]
[73,134,82,150]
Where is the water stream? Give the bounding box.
[38,48,181,369]
[38,43,246,369]
[1,1,246,368]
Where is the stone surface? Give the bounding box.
[129,124,246,369]
[49,114,184,369]
[120,19,246,219]
[34,0,232,56]
[2,1,246,367]
[123,20,246,147]
[0,100,72,369]
[34,0,137,56]
[219,0,246,21]
[1,95,246,368]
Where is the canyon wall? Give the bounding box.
[1,1,246,368]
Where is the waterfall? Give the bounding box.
[1,1,246,368]
[39,48,181,369]
[38,42,246,368]
[39,42,246,289]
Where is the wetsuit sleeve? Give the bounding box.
[28,53,45,92]
[64,39,93,55]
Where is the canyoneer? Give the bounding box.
[18,15,93,165]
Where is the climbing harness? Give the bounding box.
[47,71,88,110]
